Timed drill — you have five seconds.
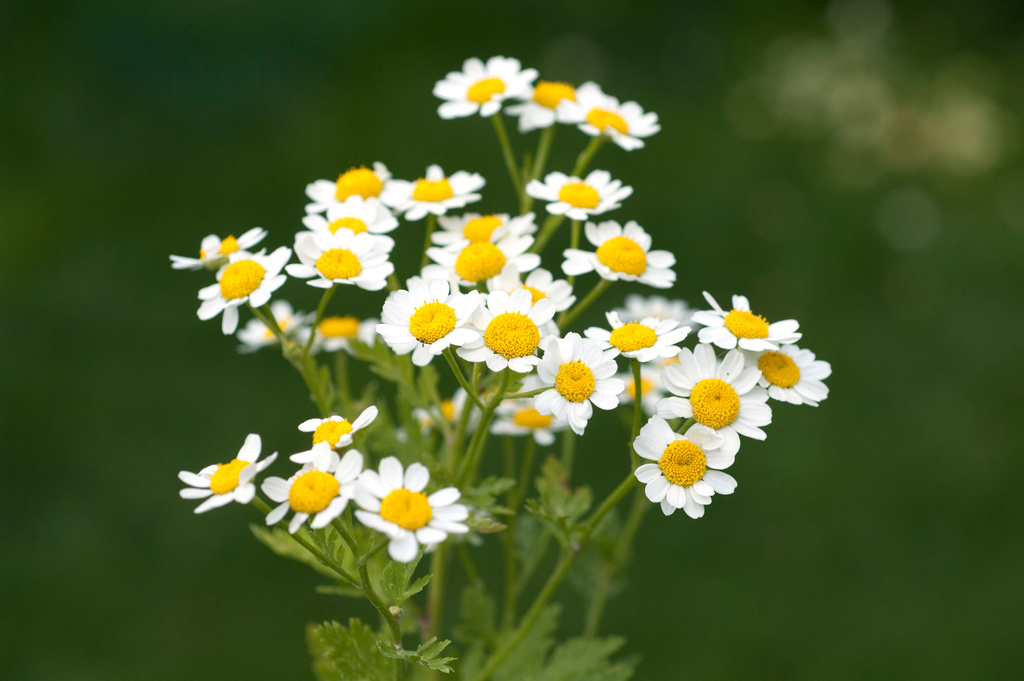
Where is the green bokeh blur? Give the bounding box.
[3,1,1023,679]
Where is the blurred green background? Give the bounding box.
[3,0,1023,679]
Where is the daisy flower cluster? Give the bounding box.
[170,55,831,679]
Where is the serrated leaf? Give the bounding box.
[533,636,633,681]
[307,618,392,681]
[379,553,429,606]
[250,524,338,579]
[492,604,560,681]
[376,637,456,674]
[453,584,497,645]
[530,457,593,543]
[462,475,517,518]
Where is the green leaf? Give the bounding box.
[462,475,517,517]
[250,524,338,579]
[453,584,497,646]
[376,637,456,674]
[492,604,560,681]
[307,618,392,681]
[533,636,634,681]
[527,457,593,544]
[379,553,430,606]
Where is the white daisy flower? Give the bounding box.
[313,315,378,354]
[376,277,482,366]
[290,406,379,463]
[305,163,393,214]
[286,229,394,291]
[506,80,578,132]
[236,300,313,354]
[170,227,267,271]
[457,288,556,373]
[412,388,477,435]
[301,195,398,239]
[262,445,363,534]
[491,378,569,445]
[745,344,831,407]
[424,232,540,288]
[197,247,291,335]
[354,457,469,563]
[534,332,624,436]
[657,344,772,453]
[562,220,675,289]
[525,170,633,221]
[617,363,667,415]
[178,433,277,514]
[432,212,537,247]
[380,164,485,221]
[691,291,801,352]
[487,266,576,312]
[433,56,538,119]
[585,310,690,363]
[557,81,660,151]
[617,294,692,327]
[633,417,737,519]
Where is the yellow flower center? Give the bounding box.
[533,80,576,109]
[558,182,600,209]
[608,322,657,353]
[484,312,541,360]
[219,260,266,300]
[758,351,801,388]
[316,248,362,280]
[689,378,740,429]
[658,440,707,487]
[596,237,647,276]
[463,215,503,242]
[455,242,506,282]
[513,407,552,429]
[412,178,454,202]
[409,301,457,344]
[626,377,653,400]
[555,361,596,402]
[289,470,340,514]
[328,217,368,234]
[209,458,249,495]
[441,399,456,422]
[380,488,433,530]
[336,166,383,200]
[724,309,770,339]
[312,419,353,447]
[319,316,360,338]
[467,77,505,104]
[218,235,240,255]
[587,108,629,135]
[518,285,547,305]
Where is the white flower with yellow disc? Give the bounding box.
[487,266,576,313]
[354,457,469,562]
[262,445,363,534]
[431,212,537,247]
[534,332,624,436]
[178,434,278,514]
[424,232,540,289]
[413,388,477,436]
[290,406,379,463]
[617,294,692,327]
[691,292,801,352]
[525,170,633,221]
[633,417,737,519]
[745,344,831,407]
[197,246,292,335]
[302,195,398,238]
[557,81,660,151]
[617,363,667,415]
[457,288,556,373]
[380,164,485,221]
[171,227,267,271]
[376,277,482,366]
[286,229,394,291]
[657,344,771,453]
[506,80,578,132]
[433,56,538,119]
[562,220,675,289]
[585,310,690,363]
[313,315,378,354]
[236,300,313,354]
[305,163,393,214]
[491,378,569,445]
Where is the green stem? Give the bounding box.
[502,386,552,401]
[529,213,566,254]
[304,284,337,354]
[675,417,696,434]
[425,543,447,640]
[571,134,607,177]
[522,126,557,214]
[331,518,403,645]
[256,303,333,417]
[456,541,483,587]
[630,359,645,465]
[501,436,536,627]
[334,351,352,413]
[491,113,525,211]
[557,279,612,330]
[566,220,581,290]
[443,347,486,409]
[560,428,576,478]
[420,213,437,270]
[457,369,512,486]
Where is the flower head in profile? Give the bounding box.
[457,288,556,373]
[617,363,667,415]
[413,389,478,435]
[424,233,540,288]
[563,220,675,289]
[262,445,363,534]
[585,311,690,363]
[305,163,393,214]
[432,212,536,248]
[313,315,378,354]
[616,294,692,327]
[691,292,801,352]
[492,377,569,445]
[535,333,624,436]
[506,80,578,132]
[377,277,482,366]
[287,229,394,291]
[171,228,267,271]
[487,266,576,312]
[291,406,379,463]
[301,196,398,238]
[526,170,633,221]
[179,434,277,514]
[746,344,831,406]
[558,82,660,150]
[236,300,313,354]
[197,246,292,335]
[354,457,469,562]
[634,417,737,519]
[433,56,538,119]
[380,164,485,221]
